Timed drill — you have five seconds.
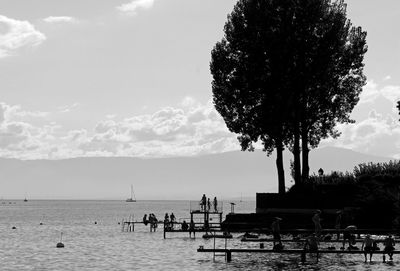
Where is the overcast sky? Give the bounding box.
[0,0,399,160]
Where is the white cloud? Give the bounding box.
[384,75,391,81]
[117,0,155,15]
[321,82,400,158]
[58,103,79,113]
[0,99,238,159]
[42,16,78,24]
[0,15,46,58]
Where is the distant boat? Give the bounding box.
[126,185,136,202]
[24,198,28,202]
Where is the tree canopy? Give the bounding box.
[211,0,367,193]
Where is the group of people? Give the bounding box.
[270,210,397,262]
[200,194,218,212]
[142,213,158,232]
[164,212,176,230]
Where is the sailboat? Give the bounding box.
[126,185,136,202]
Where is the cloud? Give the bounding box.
[43,16,78,24]
[0,15,46,58]
[321,82,400,158]
[58,103,79,113]
[116,0,155,15]
[384,75,391,81]
[0,99,239,159]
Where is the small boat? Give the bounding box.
[126,185,136,202]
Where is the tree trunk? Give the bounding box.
[293,123,302,185]
[301,128,310,181]
[276,139,285,194]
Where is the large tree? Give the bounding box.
[211,0,367,192]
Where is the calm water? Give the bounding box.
[0,200,398,270]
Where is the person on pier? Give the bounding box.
[170,213,175,223]
[271,217,283,250]
[143,214,148,226]
[362,234,374,263]
[207,198,211,212]
[181,220,188,231]
[213,197,218,212]
[304,234,319,262]
[335,211,342,240]
[200,194,206,211]
[342,225,357,250]
[164,213,171,230]
[312,210,322,237]
[384,234,395,261]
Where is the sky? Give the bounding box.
[0,0,400,160]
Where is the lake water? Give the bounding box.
[0,200,398,270]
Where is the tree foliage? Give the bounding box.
[211,0,367,192]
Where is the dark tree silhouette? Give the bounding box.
[211,0,367,191]
[289,1,368,181]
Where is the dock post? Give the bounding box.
[226,250,232,262]
[301,251,306,263]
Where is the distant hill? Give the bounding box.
[0,147,394,200]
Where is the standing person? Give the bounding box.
[149,214,154,232]
[384,234,395,261]
[362,234,374,263]
[201,194,206,211]
[271,217,283,249]
[213,197,218,212]
[335,211,342,240]
[189,218,195,238]
[207,198,211,212]
[170,212,175,223]
[312,210,322,237]
[164,213,170,230]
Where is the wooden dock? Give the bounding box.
[197,247,400,262]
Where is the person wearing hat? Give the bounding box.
[342,225,357,250]
[312,210,322,237]
[362,234,374,263]
[384,234,395,261]
[271,217,282,249]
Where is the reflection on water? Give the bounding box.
[0,200,398,270]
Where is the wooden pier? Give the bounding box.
[197,247,400,263]
[197,228,400,263]
[163,201,225,239]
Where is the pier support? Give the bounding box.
[226,251,232,262]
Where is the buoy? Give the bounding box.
[12,226,16,229]
[40,222,43,225]
[94,221,97,224]
[56,232,64,248]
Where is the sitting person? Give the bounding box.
[342,225,357,250]
[181,220,188,231]
[362,234,374,263]
[384,234,395,261]
[304,234,319,262]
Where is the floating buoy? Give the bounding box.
[12,226,16,230]
[56,232,64,248]
[94,221,97,225]
[39,222,43,225]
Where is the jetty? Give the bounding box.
[163,201,224,239]
[197,228,400,263]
